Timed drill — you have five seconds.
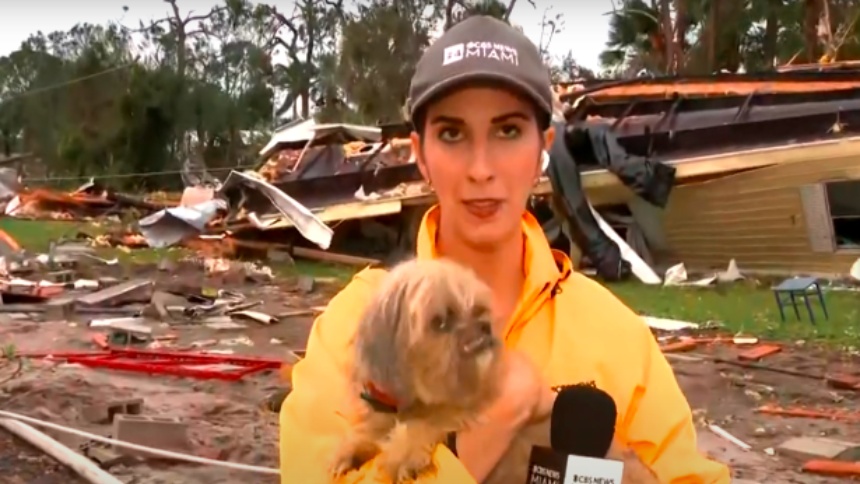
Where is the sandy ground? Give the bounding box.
[674,345,860,482]
[0,272,858,483]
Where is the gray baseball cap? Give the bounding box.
[408,16,553,127]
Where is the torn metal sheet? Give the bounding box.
[246,198,402,231]
[220,171,333,250]
[138,199,228,248]
[588,203,661,284]
[259,120,381,159]
[4,196,21,216]
[0,168,21,200]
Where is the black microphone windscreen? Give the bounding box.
[549,383,617,458]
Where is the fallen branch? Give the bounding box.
[0,418,123,484]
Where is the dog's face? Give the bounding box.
[355,259,502,409]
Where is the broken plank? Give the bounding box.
[777,437,860,461]
[0,303,51,314]
[77,279,154,307]
[664,353,705,363]
[826,373,860,391]
[802,459,860,477]
[737,344,781,362]
[660,339,699,353]
[292,247,378,267]
[276,309,315,319]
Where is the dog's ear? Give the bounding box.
[354,272,416,403]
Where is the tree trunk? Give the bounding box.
[705,0,720,71]
[659,0,675,74]
[443,0,457,30]
[722,0,746,72]
[301,21,314,119]
[763,0,781,68]
[503,0,517,21]
[804,0,823,62]
[673,0,689,73]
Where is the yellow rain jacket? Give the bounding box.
[280,207,731,484]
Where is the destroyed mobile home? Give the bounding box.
[244,69,860,281]
[2,69,860,282]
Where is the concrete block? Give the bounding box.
[82,398,144,424]
[46,270,75,283]
[112,414,191,457]
[776,436,860,461]
[44,296,76,320]
[84,446,131,468]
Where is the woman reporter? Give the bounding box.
[279,15,731,484]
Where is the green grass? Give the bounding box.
[606,281,860,347]
[286,260,360,283]
[0,218,94,252]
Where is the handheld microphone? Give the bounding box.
[525,383,624,484]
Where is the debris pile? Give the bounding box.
[651,319,860,481]
[0,232,331,483]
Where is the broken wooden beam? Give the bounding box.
[737,344,781,362]
[802,459,860,477]
[77,279,154,307]
[292,247,378,267]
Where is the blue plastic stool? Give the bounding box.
[772,277,829,324]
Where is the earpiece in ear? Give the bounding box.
[540,150,550,174]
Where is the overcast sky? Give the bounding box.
[1,1,612,69]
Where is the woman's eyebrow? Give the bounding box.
[491,112,530,123]
[429,115,465,125]
[430,112,530,125]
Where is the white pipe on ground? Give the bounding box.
[0,410,279,475]
[0,417,123,484]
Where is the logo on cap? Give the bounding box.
[442,42,519,66]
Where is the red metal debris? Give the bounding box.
[30,349,282,382]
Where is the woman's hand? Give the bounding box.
[457,351,556,482]
[606,441,660,484]
[486,351,555,428]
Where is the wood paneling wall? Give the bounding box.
[661,154,860,276]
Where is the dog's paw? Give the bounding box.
[379,444,435,484]
[329,439,379,478]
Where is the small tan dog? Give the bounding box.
[330,258,504,483]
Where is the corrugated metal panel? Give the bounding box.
[799,184,835,253]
